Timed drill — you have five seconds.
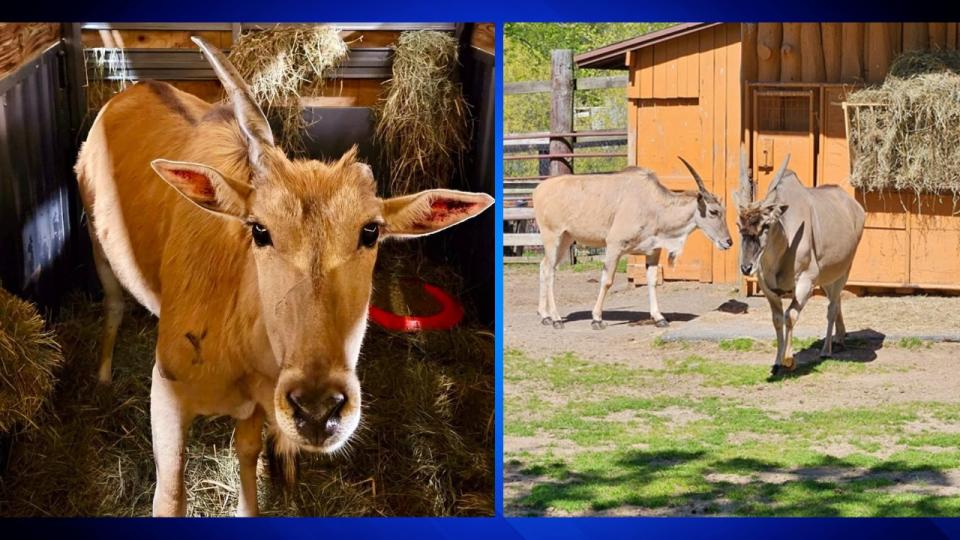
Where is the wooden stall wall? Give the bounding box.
[741,22,960,291]
[625,23,741,285]
[79,25,417,107]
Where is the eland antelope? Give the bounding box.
[735,150,864,376]
[74,37,493,516]
[532,159,733,330]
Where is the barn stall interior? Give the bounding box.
[0,22,495,516]
[527,22,960,294]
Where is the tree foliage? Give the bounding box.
[504,23,672,177]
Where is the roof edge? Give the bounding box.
[575,22,722,70]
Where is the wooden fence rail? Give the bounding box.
[503,50,629,261]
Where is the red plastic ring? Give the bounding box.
[368,282,464,332]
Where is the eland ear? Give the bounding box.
[151,159,250,218]
[761,201,789,223]
[383,189,495,238]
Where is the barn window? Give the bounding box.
[757,94,810,133]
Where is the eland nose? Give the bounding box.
[741,264,753,275]
[287,387,347,443]
[722,239,733,249]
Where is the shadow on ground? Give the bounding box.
[770,329,886,381]
[506,446,957,517]
[564,310,698,325]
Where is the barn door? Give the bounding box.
[752,89,816,197]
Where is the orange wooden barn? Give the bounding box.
[576,22,960,292]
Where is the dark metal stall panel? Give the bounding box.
[0,41,83,309]
[425,36,496,328]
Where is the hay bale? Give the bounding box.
[0,288,63,433]
[228,25,349,155]
[0,244,492,516]
[847,50,960,199]
[0,23,60,78]
[375,31,470,196]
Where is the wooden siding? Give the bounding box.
[741,22,960,84]
[626,23,741,285]
[623,21,960,291]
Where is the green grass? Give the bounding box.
[505,348,960,516]
[790,336,819,350]
[566,258,629,274]
[719,338,755,352]
[897,337,931,350]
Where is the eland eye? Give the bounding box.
[360,222,380,248]
[710,209,721,217]
[250,222,272,247]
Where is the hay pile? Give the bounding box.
[0,288,63,434]
[228,25,349,155]
[0,244,492,516]
[375,31,470,196]
[0,23,60,78]
[846,50,960,199]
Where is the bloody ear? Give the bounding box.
[383,189,495,238]
[151,159,249,218]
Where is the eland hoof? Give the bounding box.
[591,320,606,330]
[552,320,565,330]
[770,364,782,377]
[782,357,796,370]
[655,319,670,328]
[541,317,553,326]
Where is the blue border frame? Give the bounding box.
[495,16,506,519]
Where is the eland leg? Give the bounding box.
[780,277,814,374]
[151,361,193,517]
[537,230,556,325]
[541,232,573,329]
[821,280,846,358]
[766,293,786,374]
[835,302,847,346]
[646,249,668,327]
[590,246,622,329]
[235,407,264,517]
[87,221,125,385]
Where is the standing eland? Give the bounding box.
[734,150,865,376]
[532,159,733,330]
[74,37,494,516]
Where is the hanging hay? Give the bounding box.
[83,47,133,122]
[0,244,492,516]
[375,31,470,196]
[228,25,349,155]
[0,287,63,434]
[846,50,960,201]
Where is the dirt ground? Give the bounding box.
[505,265,960,363]
[504,265,960,516]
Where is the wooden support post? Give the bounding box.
[757,23,782,81]
[865,23,892,84]
[903,22,928,52]
[822,23,842,83]
[841,23,864,82]
[742,23,759,82]
[549,49,574,177]
[538,148,550,177]
[780,23,802,82]
[929,22,947,50]
[800,23,826,82]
